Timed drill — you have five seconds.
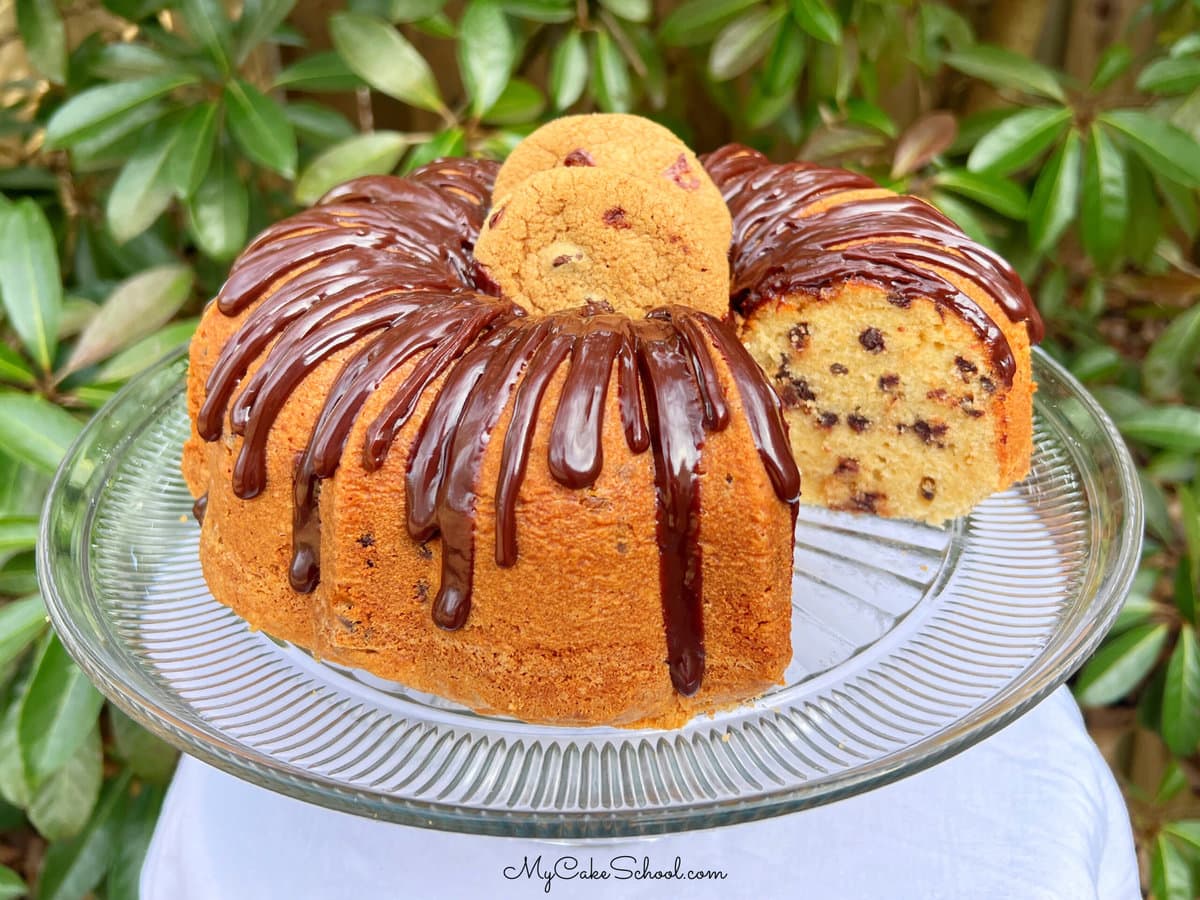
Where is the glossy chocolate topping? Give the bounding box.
[199,146,1036,698]
[198,157,799,697]
[702,145,1043,385]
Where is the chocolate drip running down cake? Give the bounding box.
[184,113,1039,728]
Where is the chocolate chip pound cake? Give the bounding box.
[704,144,1040,524]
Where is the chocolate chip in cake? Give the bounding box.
[818,411,839,428]
[878,373,900,392]
[835,457,859,476]
[417,540,433,560]
[778,375,816,408]
[336,615,357,633]
[415,579,430,602]
[563,148,596,167]
[552,254,574,267]
[954,356,978,381]
[859,327,885,352]
[913,419,949,446]
[830,363,848,375]
[960,397,984,418]
[365,559,375,568]
[920,477,936,500]
[847,413,871,433]
[616,541,628,555]
[488,206,505,228]
[980,377,996,394]
[851,492,884,514]
[926,389,948,402]
[357,533,375,548]
[603,206,631,229]
[788,323,811,351]
[725,473,734,484]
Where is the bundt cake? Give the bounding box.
[183,113,1041,729]
[183,118,800,729]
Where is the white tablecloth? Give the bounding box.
[140,687,1139,899]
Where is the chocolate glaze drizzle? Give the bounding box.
[701,145,1043,385]
[199,146,1038,697]
[198,157,799,697]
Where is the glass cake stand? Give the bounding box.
[38,347,1141,838]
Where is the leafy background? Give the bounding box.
[0,0,1196,896]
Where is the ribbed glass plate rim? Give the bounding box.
[38,346,1142,837]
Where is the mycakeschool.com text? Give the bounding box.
[502,854,729,893]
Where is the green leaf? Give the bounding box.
[0,338,33,385]
[0,554,38,596]
[1159,171,1200,239]
[178,0,232,72]
[789,0,840,44]
[1165,821,1200,854]
[1074,622,1168,706]
[0,394,80,472]
[0,596,47,672]
[0,669,30,808]
[709,7,785,81]
[273,51,363,92]
[63,264,193,375]
[1120,406,1200,452]
[600,0,650,22]
[106,781,166,900]
[498,0,572,23]
[69,104,170,172]
[87,41,179,80]
[1080,124,1128,268]
[592,29,633,113]
[19,635,105,788]
[388,0,447,21]
[94,318,199,383]
[0,199,62,372]
[967,106,1071,176]
[105,126,175,244]
[1163,626,1200,755]
[165,101,218,198]
[945,44,1065,101]
[37,769,130,900]
[761,18,805,95]
[932,168,1027,219]
[1144,300,1200,403]
[400,128,465,174]
[0,865,26,900]
[929,191,992,247]
[659,0,760,47]
[294,132,409,206]
[108,707,177,783]
[1028,127,1081,254]
[103,0,171,20]
[187,148,248,262]
[330,12,444,114]
[236,0,297,63]
[28,726,102,840]
[285,102,356,147]
[1152,833,1195,900]
[17,0,67,84]
[0,518,37,554]
[1138,56,1200,95]
[459,0,516,117]
[481,78,545,125]
[1101,110,1200,188]
[1091,44,1131,91]
[549,28,588,110]
[224,79,297,178]
[1180,486,1200,586]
